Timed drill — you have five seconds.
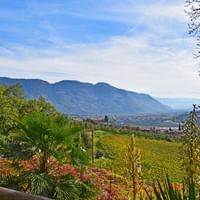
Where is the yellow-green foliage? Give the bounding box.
[97,134,184,182]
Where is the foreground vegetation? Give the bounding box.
[1,84,200,199]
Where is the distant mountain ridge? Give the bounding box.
[156,97,200,110]
[0,77,171,115]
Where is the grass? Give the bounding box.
[95,133,184,183]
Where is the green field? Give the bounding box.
[95,132,184,182]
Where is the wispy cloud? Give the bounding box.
[0,33,198,97]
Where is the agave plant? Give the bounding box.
[144,176,197,200]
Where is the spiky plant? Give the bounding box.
[180,105,200,187]
[145,176,197,200]
[125,134,143,200]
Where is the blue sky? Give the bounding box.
[0,0,199,98]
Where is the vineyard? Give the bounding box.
[95,133,183,182]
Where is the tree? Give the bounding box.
[0,84,57,137]
[104,115,109,123]
[29,96,57,115]
[5,83,24,99]
[185,0,200,58]
[0,84,26,156]
[2,113,81,197]
[0,84,24,136]
[7,112,77,170]
[180,104,200,186]
[125,134,142,200]
[179,122,182,131]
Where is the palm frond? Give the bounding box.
[53,179,80,200]
[20,172,50,196]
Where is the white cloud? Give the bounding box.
[0,33,199,98]
[138,3,185,20]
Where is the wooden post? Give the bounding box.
[108,175,112,200]
[91,129,94,163]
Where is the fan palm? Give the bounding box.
[2,112,95,199]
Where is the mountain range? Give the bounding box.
[0,77,171,115]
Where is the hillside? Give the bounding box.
[0,77,171,115]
